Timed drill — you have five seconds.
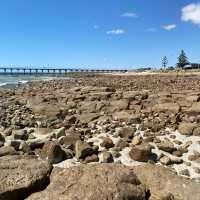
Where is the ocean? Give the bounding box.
[0,75,54,88]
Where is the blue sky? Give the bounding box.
[0,0,200,69]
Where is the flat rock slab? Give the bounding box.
[26,164,200,200]
[26,164,147,200]
[0,155,52,200]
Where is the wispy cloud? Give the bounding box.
[162,24,176,31]
[93,25,100,29]
[106,29,125,35]
[181,3,200,26]
[121,12,138,18]
[146,28,157,32]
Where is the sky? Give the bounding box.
[0,0,200,69]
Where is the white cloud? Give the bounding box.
[121,12,138,18]
[106,29,125,35]
[181,3,200,26]
[162,24,177,31]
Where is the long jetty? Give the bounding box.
[0,67,128,75]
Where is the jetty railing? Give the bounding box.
[0,68,128,75]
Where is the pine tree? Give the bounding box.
[177,50,188,68]
[162,56,168,69]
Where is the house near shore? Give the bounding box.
[183,63,200,70]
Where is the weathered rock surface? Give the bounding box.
[26,164,147,200]
[129,143,154,162]
[134,164,200,200]
[0,155,52,200]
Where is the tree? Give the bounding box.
[161,56,168,69]
[177,50,189,69]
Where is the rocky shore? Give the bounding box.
[0,73,200,199]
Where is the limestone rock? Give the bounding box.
[0,155,52,200]
[178,122,196,135]
[129,143,153,162]
[75,140,95,160]
[41,141,65,164]
[26,164,147,200]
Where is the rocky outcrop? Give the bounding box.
[134,164,200,200]
[0,155,52,200]
[26,164,147,200]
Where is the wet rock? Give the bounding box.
[0,155,52,200]
[100,137,114,149]
[129,143,153,162]
[41,141,65,164]
[26,164,147,200]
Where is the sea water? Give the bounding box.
[0,74,54,87]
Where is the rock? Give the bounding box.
[51,127,65,139]
[118,127,135,139]
[59,132,80,150]
[134,164,200,200]
[75,140,95,160]
[0,155,52,200]
[132,135,142,145]
[109,100,129,111]
[78,113,100,124]
[157,140,176,153]
[101,152,114,163]
[112,111,131,122]
[193,167,200,174]
[160,156,171,165]
[153,103,180,114]
[193,127,200,136]
[13,130,28,140]
[26,164,147,200]
[27,138,46,150]
[41,141,65,164]
[84,154,99,163]
[100,137,114,149]
[186,102,200,116]
[179,169,190,177]
[2,128,12,136]
[172,150,183,157]
[0,146,19,157]
[129,143,153,162]
[0,134,5,143]
[178,122,196,135]
[116,139,129,149]
[188,152,200,161]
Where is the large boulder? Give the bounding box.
[0,155,52,200]
[26,164,147,200]
[41,141,65,164]
[129,143,154,162]
[134,164,200,200]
